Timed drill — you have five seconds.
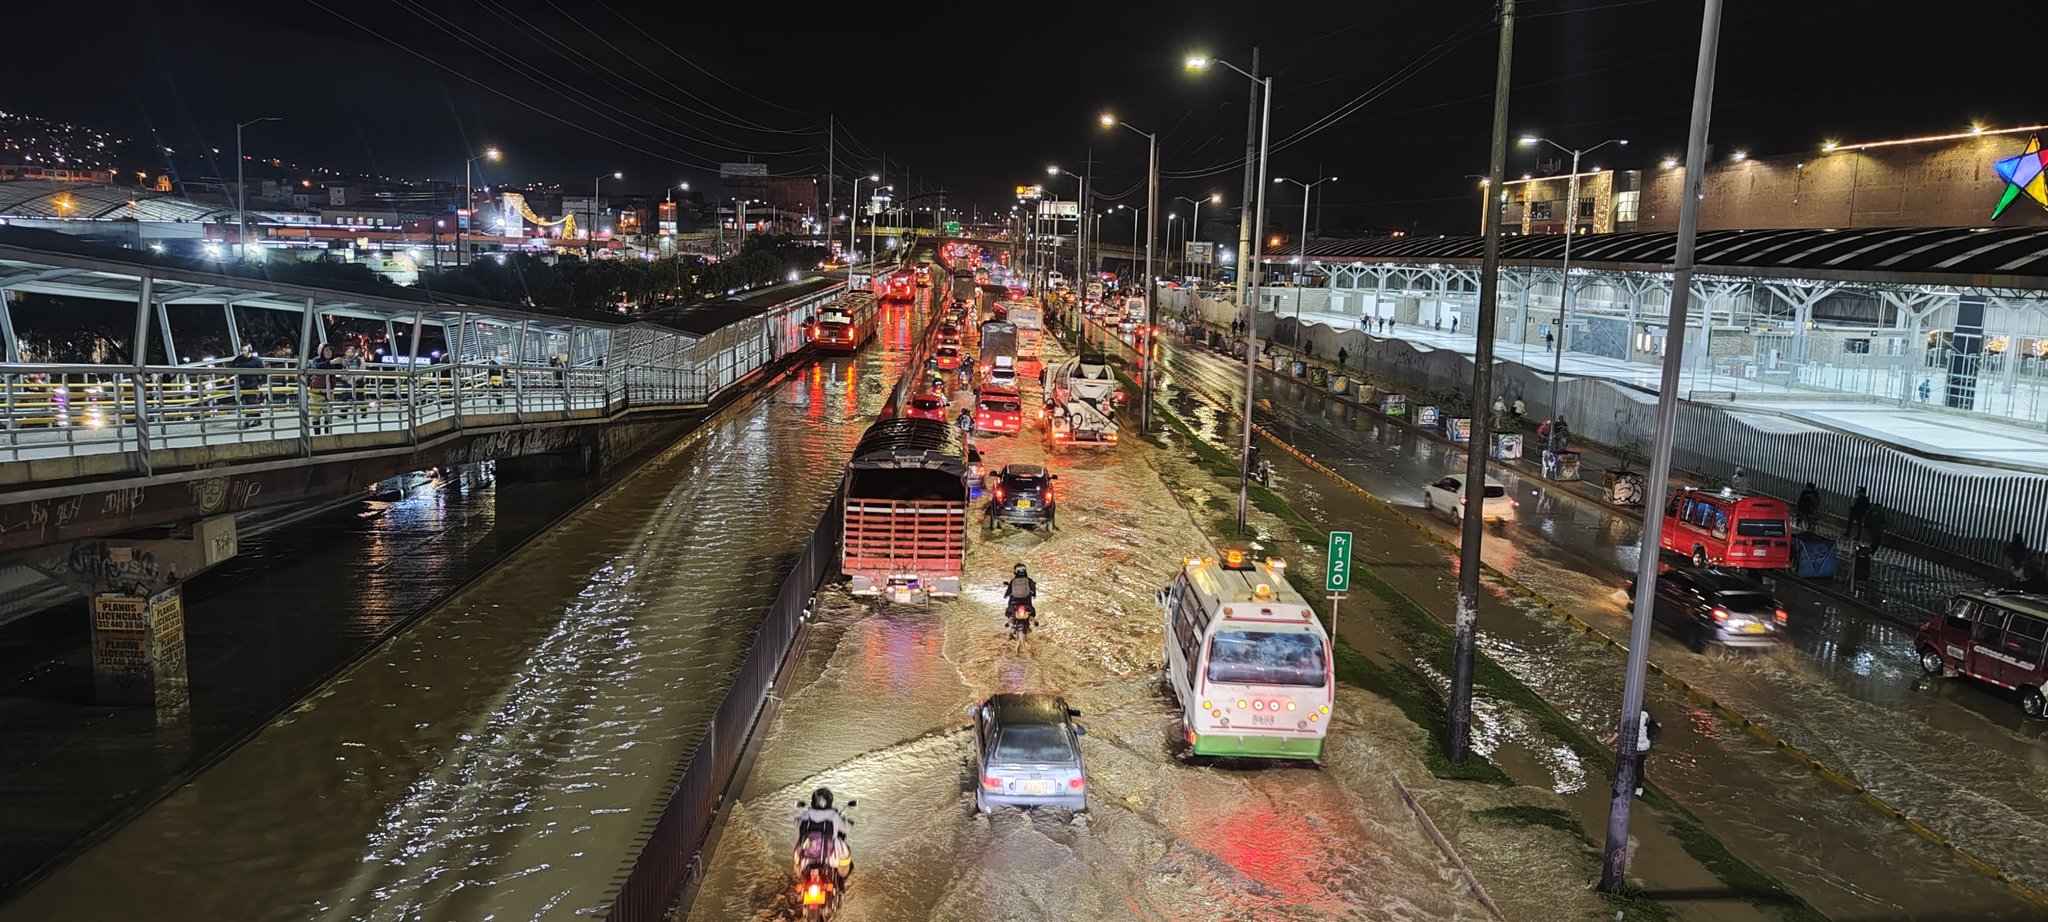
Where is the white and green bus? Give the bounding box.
[1159,550,1333,760]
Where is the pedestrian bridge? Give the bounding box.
[0,229,850,551]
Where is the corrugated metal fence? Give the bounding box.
[1276,315,2048,569]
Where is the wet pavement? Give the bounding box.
[1144,328,2048,921]
[686,338,1498,922]
[0,299,932,921]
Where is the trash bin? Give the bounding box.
[1415,405,1441,428]
[1543,450,1582,481]
[1309,366,1328,387]
[1330,374,1349,395]
[1447,418,1472,443]
[1290,360,1307,378]
[1853,546,1874,581]
[1603,469,1646,506]
[1492,433,1523,460]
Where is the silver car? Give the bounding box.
[969,694,1088,813]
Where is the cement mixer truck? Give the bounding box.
[1041,352,1121,447]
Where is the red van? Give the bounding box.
[1917,590,2048,716]
[1660,487,1792,570]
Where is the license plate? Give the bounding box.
[1015,780,1053,796]
[1252,714,1275,726]
[1016,500,1031,508]
[1743,622,1767,634]
[1753,549,1767,556]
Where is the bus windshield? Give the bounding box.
[1206,630,1327,687]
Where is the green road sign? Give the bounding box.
[1327,531,1352,592]
[943,220,963,236]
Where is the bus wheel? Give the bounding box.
[2024,688,2046,719]
[1691,546,1709,568]
[1918,647,1946,676]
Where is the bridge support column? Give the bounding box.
[23,515,237,718]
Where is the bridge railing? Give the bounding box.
[0,358,712,476]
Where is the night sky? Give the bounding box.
[2,1,2023,237]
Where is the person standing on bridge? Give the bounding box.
[2006,532,2031,578]
[1796,482,1821,532]
[228,343,267,429]
[1337,346,1349,369]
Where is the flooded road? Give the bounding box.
[0,299,931,922]
[1148,329,2048,920]
[687,338,1497,922]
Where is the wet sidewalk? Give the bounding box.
[1181,316,1991,627]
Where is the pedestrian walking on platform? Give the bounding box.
[1796,482,1820,532]
[1846,486,1871,542]
[1337,347,1349,368]
[1919,379,1933,402]
[1543,328,1555,351]
[2005,532,2030,575]
[1864,504,1889,552]
[1450,315,1460,334]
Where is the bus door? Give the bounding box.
[1969,605,2017,686]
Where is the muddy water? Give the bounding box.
[1151,333,2046,920]
[0,302,931,922]
[686,339,1500,922]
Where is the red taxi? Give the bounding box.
[935,345,962,370]
[974,386,1023,435]
[906,392,949,422]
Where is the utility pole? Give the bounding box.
[1141,131,1159,432]
[827,114,836,256]
[1602,0,1723,892]
[1447,0,1516,765]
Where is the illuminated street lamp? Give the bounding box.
[848,172,879,280]
[1516,134,1627,421]
[1186,50,1273,533]
[1273,175,1337,338]
[1101,112,1160,432]
[461,146,500,263]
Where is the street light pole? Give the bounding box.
[1274,176,1337,345]
[1448,0,1516,766]
[591,171,621,258]
[1519,134,1627,422]
[235,116,281,260]
[1188,52,1272,534]
[849,173,877,289]
[1102,115,1162,432]
[1603,0,1722,891]
[463,147,501,265]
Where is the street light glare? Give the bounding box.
[1184,55,1210,70]
[485,147,502,161]
[1099,114,1116,128]
[1209,193,1222,203]
[1047,165,1060,176]
[1518,136,1540,146]
[612,171,623,179]
[867,173,879,181]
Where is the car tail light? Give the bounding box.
[1711,607,1730,623]
[1775,608,1789,624]
[981,775,1003,789]
[1067,777,1085,789]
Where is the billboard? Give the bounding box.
[1040,200,1078,218]
[720,162,770,178]
[1185,241,1216,264]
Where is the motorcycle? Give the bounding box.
[1007,598,1036,646]
[792,799,855,919]
[796,865,840,921]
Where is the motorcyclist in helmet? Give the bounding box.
[793,786,853,882]
[1005,563,1037,621]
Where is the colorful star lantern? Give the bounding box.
[1993,135,2048,218]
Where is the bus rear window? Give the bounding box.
[1205,631,1327,687]
[1736,519,1786,538]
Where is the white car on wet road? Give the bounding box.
[1422,473,1517,523]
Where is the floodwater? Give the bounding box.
[0,470,593,899]
[1149,330,2048,921]
[0,300,930,922]
[686,338,1498,922]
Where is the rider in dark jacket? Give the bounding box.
[1006,563,1037,619]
